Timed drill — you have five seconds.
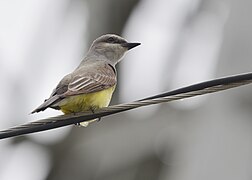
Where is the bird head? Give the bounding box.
[88,34,141,65]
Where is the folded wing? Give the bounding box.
[31,62,116,113]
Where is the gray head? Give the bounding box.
[87,34,141,65]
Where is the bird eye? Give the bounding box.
[107,37,115,43]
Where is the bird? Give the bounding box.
[31,34,141,127]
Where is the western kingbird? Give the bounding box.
[31,34,140,127]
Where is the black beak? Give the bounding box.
[121,42,141,50]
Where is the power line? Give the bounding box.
[1,72,252,140]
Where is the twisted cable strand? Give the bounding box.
[0,75,251,139]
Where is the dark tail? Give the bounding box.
[31,96,61,114]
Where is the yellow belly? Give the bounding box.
[58,86,116,114]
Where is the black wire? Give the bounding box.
[0,72,252,140]
[139,72,252,101]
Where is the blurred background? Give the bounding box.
[0,0,252,179]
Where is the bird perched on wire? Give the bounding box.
[31,34,140,127]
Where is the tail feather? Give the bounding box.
[31,96,61,114]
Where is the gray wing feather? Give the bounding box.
[31,62,116,113]
[31,73,72,114]
[64,63,116,96]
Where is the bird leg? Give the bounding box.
[76,107,101,127]
[90,107,102,122]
